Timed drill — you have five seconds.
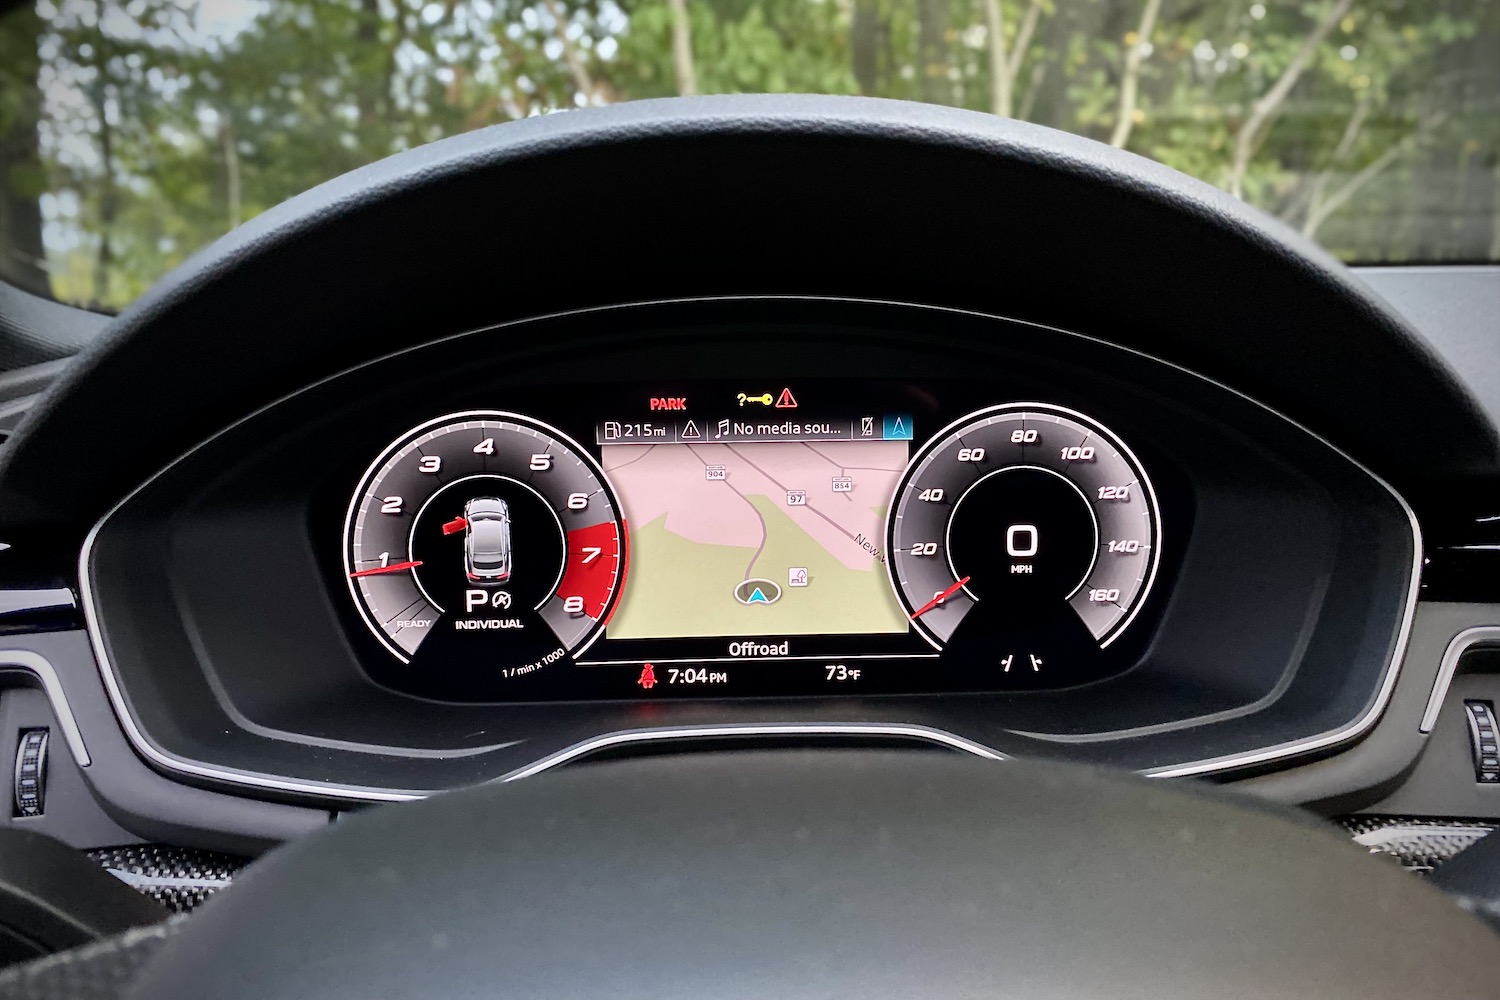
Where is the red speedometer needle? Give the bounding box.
[909,576,971,620]
[349,560,423,578]
[441,516,468,535]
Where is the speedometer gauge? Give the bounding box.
[887,403,1160,681]
[343,411,625,682]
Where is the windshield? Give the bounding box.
[1,0,1496,312]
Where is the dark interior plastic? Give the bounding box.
[0,828,164,965]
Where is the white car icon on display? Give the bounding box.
[463,497,512,584]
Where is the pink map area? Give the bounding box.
[603,440,908,572]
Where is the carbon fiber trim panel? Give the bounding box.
[87,845,247,914]
[1340,815,1497,872]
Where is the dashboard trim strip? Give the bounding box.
[0,650,91,767]
[1418,626,1500,734]
[497,723,1009,782]
[75,295,1426,800]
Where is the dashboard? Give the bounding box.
[75,298,1419,797]
[0,97,1494,847]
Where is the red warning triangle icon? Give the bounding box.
[775,387,798,409]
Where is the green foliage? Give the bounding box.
[615,0,855,96]
[0,0,1495,310]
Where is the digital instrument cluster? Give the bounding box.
[342,383,1165,700]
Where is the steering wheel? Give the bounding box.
[120,753,1498,998]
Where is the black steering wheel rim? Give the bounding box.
[124,752,1500,999]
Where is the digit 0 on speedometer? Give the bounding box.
[343,411,625,682]
[888,403,1160,674]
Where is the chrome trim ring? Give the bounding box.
[1419,626,1500,734]
[0,650,91,767]
[498,723,1009,782]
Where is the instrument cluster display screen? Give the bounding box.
[341,381,1166,701]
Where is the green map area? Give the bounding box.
[609,497,907,639]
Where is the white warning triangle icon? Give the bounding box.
[681,420,701,439]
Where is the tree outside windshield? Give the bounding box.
[0,0,1495,312]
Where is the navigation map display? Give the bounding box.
[604,429,911,640]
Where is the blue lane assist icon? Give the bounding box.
[882,414,914,441]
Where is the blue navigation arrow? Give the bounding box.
[734,578,783,606]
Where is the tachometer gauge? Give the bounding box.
[887,403,1160,683]
[343,411,625,682]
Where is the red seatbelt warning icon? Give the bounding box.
[637,663,657,689]
[775,387,798,409]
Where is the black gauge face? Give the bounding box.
[887,403,1161,683]
[343,411,626,683]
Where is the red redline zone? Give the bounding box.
[559,521,624,619]
[603,519,630,627]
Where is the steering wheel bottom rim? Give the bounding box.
[125,752,1500,999]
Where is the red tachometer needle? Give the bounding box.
[442,516,468,535]
[909,576,972,620]
[349,560,423,578]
